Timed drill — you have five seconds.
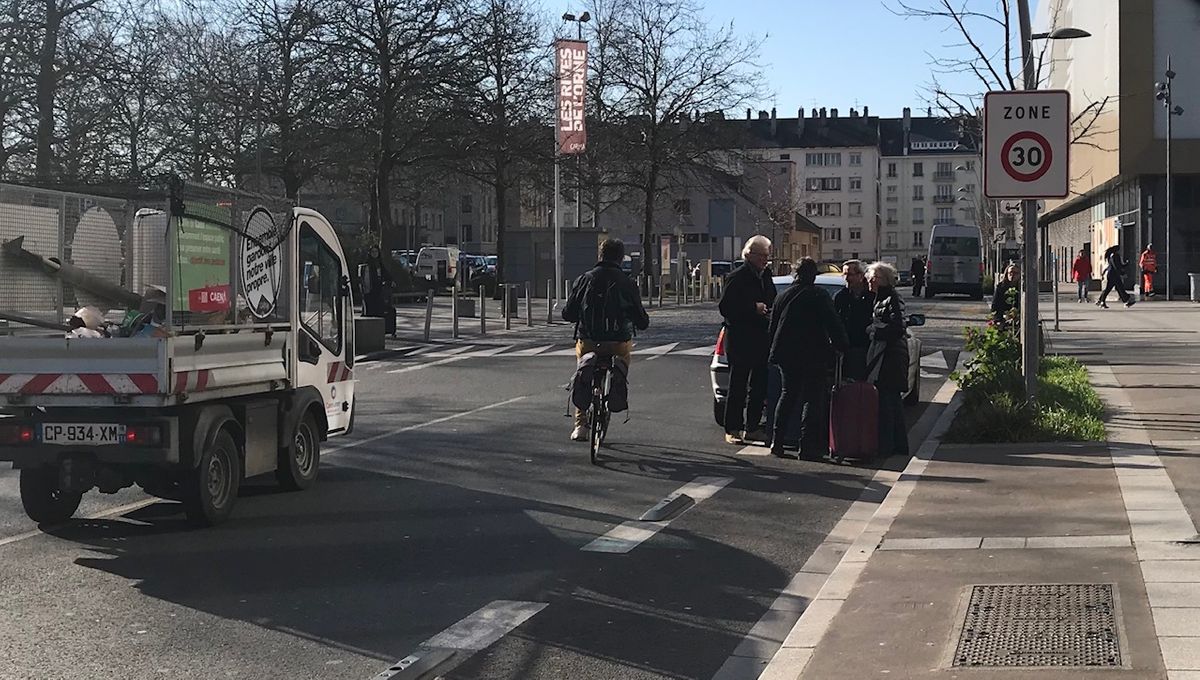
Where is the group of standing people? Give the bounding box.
[719,236,911,462]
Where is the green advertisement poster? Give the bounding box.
[175,217,232,314]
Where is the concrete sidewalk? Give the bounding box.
[760,296,1200,679]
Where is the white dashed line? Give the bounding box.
[581,476,732,553]
[325,396,528,454]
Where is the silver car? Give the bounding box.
[710,273,925,427]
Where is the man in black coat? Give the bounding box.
[833,259,875,381]
[718,235,776,445]
[768,258,849,459]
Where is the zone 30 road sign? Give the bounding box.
[984,90,1070,199]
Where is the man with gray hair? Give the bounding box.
[718,235,776,445]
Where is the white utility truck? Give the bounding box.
[0,177,356,526]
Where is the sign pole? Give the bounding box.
[1017,0,1039,400]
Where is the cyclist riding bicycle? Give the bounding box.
[562,238,650,442]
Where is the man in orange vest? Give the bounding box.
[1139,243,1158,298]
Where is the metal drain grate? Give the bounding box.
[953,584,1122,667]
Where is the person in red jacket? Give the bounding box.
[1139,244,1158,297]
[1071,250,1093,303]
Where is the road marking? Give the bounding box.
[326,396,528,454]
[675,346,717,356]
[544,347,579,357]
[423,345,476,358]
[638,342,680,356]
[751,377,962,680]
[0,497,160,549]
[920,351,949,370]
[387,355,472,374]
[464,345,513,357]
[581,476,732,553]
[505,344,555,357]
[372,600,547,679]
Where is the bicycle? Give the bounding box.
[587,355,613,464]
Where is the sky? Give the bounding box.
[555,0,1043,120]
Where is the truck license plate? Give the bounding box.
[40,423,125,446]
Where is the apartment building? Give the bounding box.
[878,110,983,268]
[741,107,881,263]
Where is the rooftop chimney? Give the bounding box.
[927,106,932,116]
[902,107,912,156]
[850,108,858,118]
[758,110,769,119]
[770,107,777,135]
[819,107,827,118]
[798,108,805,137]
[863,105,869,117]
[746,108,751,120]
[830,108,838,118]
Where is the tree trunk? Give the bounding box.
[34,0,61,182]
[641,167,658,291]
[375,154,393,252]
[494,165,507,285]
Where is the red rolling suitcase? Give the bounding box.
[828,359,879,462]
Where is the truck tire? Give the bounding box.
[277,412,320,491]
[184,429,241,526]
[20,466,83,524]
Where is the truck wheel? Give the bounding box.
[184,429,241,526]
[277,412,320,491]
[20,466,83,524]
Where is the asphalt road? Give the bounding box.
[0,295,986,680]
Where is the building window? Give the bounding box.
[887,162,897,178]
[912,185,924,201]
[462,224,473,242]
[807,202,842,217]
[824,228,842,241]
[673,198,691,216]
[936,207,953,224]
[461,195,472,213]
[849,176,862,191]
[805,177,841,191]
[913,207,924,224]
[963,183,976,193]
[913,231,925,247]
[849,228,862,241]
[806,152,842,167]
[912,162,924,177]
[779,153,791,160]
[832,248,844,259]
[849,202,862,217]
[849,152,862,166]
[965,160,976,171]
[886,208,898,224]
[935,161,954,180]
[886,232,898,248]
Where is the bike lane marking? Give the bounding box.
[581,476,733,554]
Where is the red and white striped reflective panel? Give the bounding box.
[326,362,353,383]
[0,373,159,395]
[172,370,212,394]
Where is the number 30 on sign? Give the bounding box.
[984,90,1070,200]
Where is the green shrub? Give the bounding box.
[947,320,1106,442]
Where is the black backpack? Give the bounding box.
[577,276,629,342]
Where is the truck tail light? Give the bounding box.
[0,424,35,445]
[125,424,163,446]
[714,327,726,357]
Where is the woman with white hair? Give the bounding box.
[718,235,776,444]
[864,262,911,459]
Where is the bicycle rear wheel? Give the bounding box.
[589,400,604,464]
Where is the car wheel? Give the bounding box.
[713,399,726,427]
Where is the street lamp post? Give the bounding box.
[1015,0,1091,400]
[1156,58,1185,301]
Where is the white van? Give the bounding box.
[925,224,984,300]
[414,246,460,285]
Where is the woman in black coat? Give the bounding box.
[991,263,1020,325]
[865,262,911,459]
[360,245,396,336]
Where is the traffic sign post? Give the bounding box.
[984,89,1071,404]
[984,90,1070,199]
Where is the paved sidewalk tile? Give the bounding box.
[1142,560,1200,582]
[1161,637,1200,671]
[1152,607,1200,636]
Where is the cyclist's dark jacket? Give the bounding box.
[562,260,650,342]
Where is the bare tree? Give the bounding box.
[325,0,467,251]
[452,0,548,285]
[890,0,1113,153]
[604,0,764,277]
[0,0,39,178]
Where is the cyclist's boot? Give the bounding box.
[570,425,588,442]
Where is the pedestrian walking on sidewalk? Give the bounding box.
[1098,245,1135,308]
[865,262,911,459]
[767,258,848,460]
[910,256,926,298]
[991,264,1020,325]
[1071,250,1093,303]
[359,245,397,337]
[1139,243,1158,298]
[719,235,776,446]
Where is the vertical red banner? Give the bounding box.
[555,39,588,154]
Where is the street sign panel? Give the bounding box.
[984,90,1070,199]
[1000,200,1022,215]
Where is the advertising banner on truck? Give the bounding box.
[175,217,232,316]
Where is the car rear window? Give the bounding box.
[931,236,980,257]
[774,282,846,298]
